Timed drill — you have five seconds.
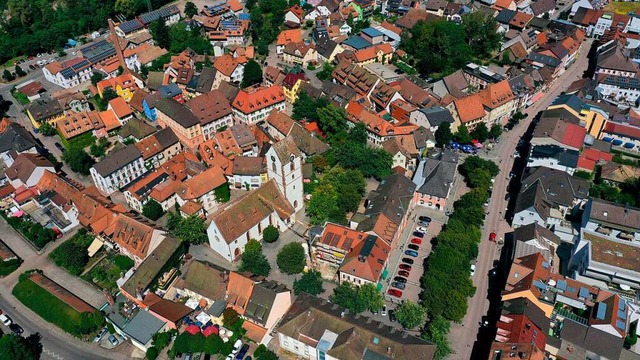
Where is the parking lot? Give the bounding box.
[384,206,444,305]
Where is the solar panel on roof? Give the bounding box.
[619,297,626,310]
[119,19,144,33]
[60,67,77,79]
[566,285,576,294]
[556,280,567,291]
[618,309,627,320]
[596,303,607,320]
[533,280,547,290]
[617,320,626,330]
[579,287,589,299]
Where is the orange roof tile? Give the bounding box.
[232,86,286,115]
[108,97,133,119]
[454,94,486,124]
[227,272,257,314]
[228,0,244,12]
[98,110,122,132]
[276,29,303,46]
[198,138,233,173]
[177,166,227,200]
[106,213,161,260]
[317,223,368,251]
[509,12,534,29]
[339,235,390,282]
[479,80,515,109]
[213,54,240,77]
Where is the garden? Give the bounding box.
[0,257,22,277]
[12,272,104,337]
[2,213,57,250]
[82,253,135,292]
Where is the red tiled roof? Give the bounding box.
[232,86,286,114]
[454,94,485,123]
[603,121,640,140]
[339,235,390,283]
[277,29,303,46]
[577,148,613,171]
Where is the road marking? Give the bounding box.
[43,348,64,360]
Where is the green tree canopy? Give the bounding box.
[184,1,198,18]
[277,242,306,274]
[292,91,317,120]
[150,18,170,49]
[462,12,501,58]
[0,333,43,360]
[317,103,347,135]
[262,225,279,243]
[90,72,104,86]
[49,233,91,275]
[142,199,165,221]
[239,239,271,276]
[307,182,342,225]
[454,124,472,144]
[435,122,453,148]
[330,282,383,313]
[489,123,503,139]
[169,23,212,54]
[470,122,489,143]
[241,59,263,88]
[316,61,335,81]
[422,315,452,360]
[62,146,95,175]
[395,301,427,329]
[170,214,208,244]
[38,122,57,136]
[293,269,325,295]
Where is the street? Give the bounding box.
[447,38,594,359]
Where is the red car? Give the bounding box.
[410,238,422,245]
[398,270,410,277]
[489,232,497,242]
[399,264,412,271]
[388,289,403,297]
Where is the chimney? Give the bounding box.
[109,19,129,75]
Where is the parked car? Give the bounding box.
[392,282,406,290]
[412,231,424,238]
[54,142,65,152]
[417,220,429,227]
[9,323,23,335]
[416,226,427,233]
[401,257,414,265]
[418,216,432,223]
[470,264,476,276]
[0,314,12,326]
[404,250,418,257]
[398,270,410,277]
[231,340,243,355]
[394,276,407,283]
[381,305,387,316]
[410,238,422,245]
[389,309,397,322]
[399,264,412,271]
[29,64,35,70]
[108,335,119,346]
[94,327,108,343]
[505,193,511,201]
[489,232,497,242]
[408,244,420,251]
[235,344,249,360]
[388,289,402,297]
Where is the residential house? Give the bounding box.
[188,90,233,140]
[276,29,303,55]
[123,169,180,212]
[231,86,286,125]
[413,148,458,211]
[90,144,146,195]
[311,223,370,275]
[106,213,167,265]
[117,118,157,143]
[134,128,181,169]
[207,180,295,261]
[281,69,308,103]
[409,106,455,133]
[42,58,93,89]
[338,234,390,286]
[103,294,167,352]
[381,137,416,172]
[173,260,229,315]
[96,73,143,102]
[213,54,245,87]
[264,110,329,159]
[277,293,437,360]
[283,42,318,68]
[176,166,228,215]
[345,101,417,147]
[26,98,64,129]
[142,293,193,330]
[5,154,55,189]
[0,119,40,167]
[232,156,265,190]
[155,98,203,150]
[285,5,305,25]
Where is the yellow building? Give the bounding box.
[546,94,609,138]
[96,73,141,102]
[282,70,308,104]
[26,98,64,129]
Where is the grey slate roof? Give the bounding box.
[495,9,517,24]
[0,121,39,154]
[104,294,166,346]
[155,98,200,128]
[92,144,142,177]
[27,98,63,122]
[529,145,579,168]
[527,52,562,67]
[418,106,454,127]
[288,123,329,156]
[194,67,217,93]
[513,181,552,219]
[154,127,180,149]
[417,148,458,198]
[357,173,417,232]
[118,118,157,140]
[520,166,589,207]
[244,280,288,326]
[316,38,339,60]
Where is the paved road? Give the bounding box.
[447,38,594,359]
[0,219,135,360]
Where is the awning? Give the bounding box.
[185,325,200,335]
[196,311,211,324]
[612,139,623,146]
[602,137,613,142]
[202,326,218,337]
[377,282,383,291]
[87,238,104,257]
[624,142,635,149]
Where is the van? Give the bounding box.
[0,314,12,326]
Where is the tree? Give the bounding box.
[170,215,207,244]
[470,122,489,143]
[317,61,335,81]
[184,1,198,18]
[262,225,279,243]
[239,239,271,276]
[330,282,383,313]
[169,23,213,54]
[349,122,368,146]
[292,91,317,120]
[293,269,325,295]
[15,65,26,77]
[454,124,472,144]
[241,59,263,88]
[489,123,502,139]
[62,146,95,175]
[3,69,15,82]
[0,333,42,360]
[395,301,427,329]
[143,200,165,221]
[317,104,347,135]
[434,122,453,148]
[115,0,139,18]
[254,344,279,360]
[422,315,452,360]
[150,18,170,49]
[49,237,89,275]
[277,242,306,274]
[90,72,104,86]
[102,88,118,102]
[307,183,342,225]
[357,283,384,312]
[214,183,230,202]
[462,12,501,58]
[38,121,57,136]
[89,137,110,158]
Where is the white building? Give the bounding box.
[42,58,93,89]
[90,144,146,195]
[266,136,304,212]
[206,180,295,261]
[231,86,286,125]
[5,153,55,189]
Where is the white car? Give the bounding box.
[470,264,476,277]
[231,339,242,354]
[416,226,427,233]
[381,305,387,316]
[0,314,12,326]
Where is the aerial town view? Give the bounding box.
[2,0,640,358]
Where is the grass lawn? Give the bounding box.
[60,130,96,149]
[3,55,26,68]
[11,90,30,105]
[12,277,87,336]
[82,254,134,293]
[605,1,640,14]
[0,258,22,277]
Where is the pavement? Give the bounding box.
[0,218,136,360]
[447,38,595,359]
